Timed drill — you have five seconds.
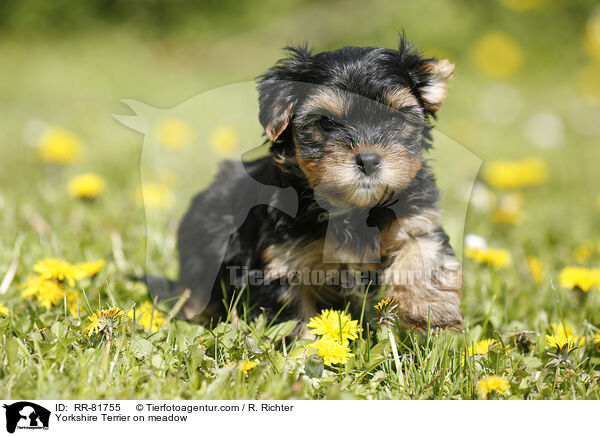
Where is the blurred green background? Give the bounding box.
[0,0,599,272]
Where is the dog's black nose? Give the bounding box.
[355,152,381,175]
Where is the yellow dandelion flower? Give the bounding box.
[155,118,193,149]
[464,247,511,269]
[19,275,75,310]
[594,330,600,346]
[499,0,545,11]
[546,334,580,353]
[210,125,240,156]
[374,297,399,327]
[472,31,523,79]
[73,259,105,279]
[37,126,82,164]
[478,375,510,399]
[65,290,81,316]
[483,158,547,190]
[307,338,353,366]
[468,338,497,357]
[31,257,103,288]
[0,303,9,316]
[552,322,574,337]
[374,298,393,313]
[67,173,106,200]
[573,243,595,264]
[84,307,126,337]
[551,322,585,346]
[559,266,600,292]
[463,338,510,365]
[127,301,166,333]
[135,182,175,211]
[239,359,259,375]
[584,9,600,61]
[492,192,523,225]
[33,258,81,287]
[20,276,61,308]
[307,309,360,343]
[526,256,543,285]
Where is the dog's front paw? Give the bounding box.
[382,233,463,331]
[395,293,463,331]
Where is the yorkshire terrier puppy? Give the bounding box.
[159,36,462,330]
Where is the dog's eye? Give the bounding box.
[318,116,339,132]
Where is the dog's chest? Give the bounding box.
[261,236,379,320]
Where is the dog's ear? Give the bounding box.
[413,59,454,112]
[257,45,311,141]
[257,79,298,141]
[397,35,454,112]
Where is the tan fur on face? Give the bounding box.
[384,87,419,111]
[303,88,350,119]
[297,140,422,208]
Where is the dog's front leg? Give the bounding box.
[381,218,462,331]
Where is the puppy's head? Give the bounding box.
[257,37,454,208]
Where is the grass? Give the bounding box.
[2,0,600,399]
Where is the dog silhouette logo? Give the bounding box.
[2,402,50,433]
